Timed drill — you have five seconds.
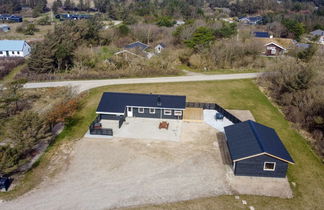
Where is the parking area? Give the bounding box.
[1,118,292,210]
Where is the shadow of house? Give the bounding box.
[217,132,233,166]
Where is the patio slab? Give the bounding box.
[114,118,182,141]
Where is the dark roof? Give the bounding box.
[124,41,149,51]
[239,16,263,23]
[296,43,310,48]
[254,32,270,38]
[224,120,294,164]
[96,92,186,113]
[310,29,324,36]
[158,43,166,48]
[0,177,10,190]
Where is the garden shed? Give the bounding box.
[224,120,294,178]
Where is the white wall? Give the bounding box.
[0,50,25,57]
[0,41,31,57]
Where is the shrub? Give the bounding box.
[0,58,25,80]
[185,27,215,49]
[156,16,175,27]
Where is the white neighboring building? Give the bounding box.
[0,40,31,57]
[155,43,166,54]
[175,20,185,26]
[310,29,324,44]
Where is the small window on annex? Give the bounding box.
[263,162,276,171]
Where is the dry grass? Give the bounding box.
[0,22,54,40]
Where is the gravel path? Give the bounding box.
[22,73,260,92]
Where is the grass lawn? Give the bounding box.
[0,79,323,210]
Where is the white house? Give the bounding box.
[310,29,324,45]
[154,43,166,54]
[0,24,10,32]
[175,20,185,26]
[0,40,31,57]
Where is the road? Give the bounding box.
[23,73,260,92]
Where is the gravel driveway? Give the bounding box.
[1,121,292,210]
[1,122,231,210]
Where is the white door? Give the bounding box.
[127,107,133,117]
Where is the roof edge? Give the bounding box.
[233,152,294,164]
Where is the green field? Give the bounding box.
[1,79,323,210]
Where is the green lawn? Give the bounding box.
[1,79,323,210]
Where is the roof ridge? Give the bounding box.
[248,120,265,152]
[104,92,186,98]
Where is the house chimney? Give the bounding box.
[157,96,161,106]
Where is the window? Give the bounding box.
[164,109,172,115]
[138,107,144,113]
[17,51,20,55]
[263,162,276,171]
[128,107,132,112]
[0,51,2,54]
[174,110,182,116]
[149,108,155,114]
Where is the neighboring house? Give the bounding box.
[295,42,310,49]
[224,120,294,178]
[0,24,10,32]
[155,43,166,54]
[0,177,11,191]
[115,41,155,59]
[175,20,185,26]
[0,40,31,57]
[114,49,145,59]
[255,37,294,56]
[239,16,263,25]
[0,15,23,22]
[310,29,324,44]
[55,14,92,21]
[264,42,287,56]
[96,92,186,120]
[221,17,235,23]
[253,31,272,38]
[124,41,149,51]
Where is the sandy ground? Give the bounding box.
[1,121,292,210]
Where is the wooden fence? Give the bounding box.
[186,102,242,124]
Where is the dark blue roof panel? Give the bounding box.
[124,41,149,51]
[224,120,294,163]
[254,32,270,38]
[96,92,186,113]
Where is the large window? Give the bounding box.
[164,109,172,115]
[263,162,276,171]
[138,107,144,113]
[174,110,182,116]
[149,108,155,114]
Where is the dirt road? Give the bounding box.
[22,73,260,92]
